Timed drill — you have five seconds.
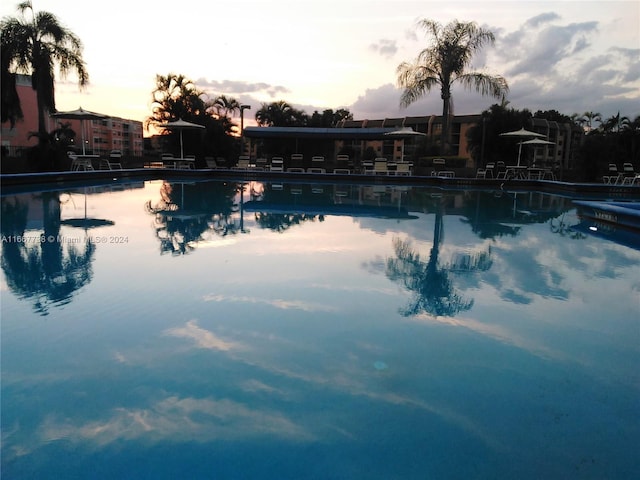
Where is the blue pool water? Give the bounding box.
[2,178,639,479]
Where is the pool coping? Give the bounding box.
[2,167,640,198]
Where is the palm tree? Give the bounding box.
[147,73,207,127]
[602,112,631,134]
[581,111,602,132]
[1,1,88,142]
[210,95,240,119]
[397,19,508,154]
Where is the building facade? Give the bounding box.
[1,74,143,158]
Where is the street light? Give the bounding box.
[240,104,251,154]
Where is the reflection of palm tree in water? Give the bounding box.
[386,199,476,317]
[1,193,95,315]
[145,181,239,255]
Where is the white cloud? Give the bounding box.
[163,320,239,351]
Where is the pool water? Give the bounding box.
[2,179,639,479]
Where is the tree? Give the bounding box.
[602,112,631,134]
[466,103,532,165]
[581,111,602,132]
[533,109,573,124]
[146,73,238,161]
[397,19,508,154]
[1,1,88,142]
[147,73,207,126]
[308,108,353,127]
[210,95,240,120]
[255,100,307,127]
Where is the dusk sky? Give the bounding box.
[2,0,638,133]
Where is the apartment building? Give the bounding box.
[1,74,143,158]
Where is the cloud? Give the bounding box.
[503,21,598,77]
[163,320,239,351]
[202,293,339,313]
[194,78,290,97]
[524,12,561,29]
[37,395,310,448]
[370,38,398,58]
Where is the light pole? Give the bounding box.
[240,104,251,155]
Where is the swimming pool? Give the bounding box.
[2,178,639,479]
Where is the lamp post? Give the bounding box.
[240,104,251,155]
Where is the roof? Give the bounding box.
[243,126,399,139]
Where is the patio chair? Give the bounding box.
[102,150,123,170]
[394,162,412,176]
[603,163,619,184]
[290,154,304,168]
[621,163,637,182]
[270,157,284,172]
[205,157,218,169]
[336,154,350,168]
[161,153,175,168]
[233,155,251,170]
[177,154,195,169]
[621,174,640,186]
[255,157,268,170]
[372,158,389,175]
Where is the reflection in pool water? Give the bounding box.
[2,179,639,479]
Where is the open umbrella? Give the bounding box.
[61,189,114,231]
[384,127,426,161]
[521,138,554,145]
[499,128,546,166]
[50,107,109,155]
[520,138,555,167]
[158,118,205,158]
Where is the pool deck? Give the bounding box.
[2,167,640,198]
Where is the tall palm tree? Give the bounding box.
[397,19,508,154]
[1,1,88,142]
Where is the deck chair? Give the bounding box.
[394,162,412,176]
[373,158,389,175]
[160,153,175,168]
[233,155,251,170]
[270,157,284,172]
[290,154,304,168]
[603,163,619,184]
[476,168,488,179]
[255,157,268,170]
[103,150,123,169]
[621,163,636,182]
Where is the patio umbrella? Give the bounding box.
[61,189,114,231]
[50,107,109,155]
[158,118,205,158]
[521,138,554,145]
[520,138,555,166]
[499,128,546,166]
[384,127,426,161]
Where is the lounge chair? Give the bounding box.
[603,163,619,184]
[101,150,123,170]
[233,156,251,170]
[270,157,284,172]
[290,154,303,168]
[394,162,412,176]
[160,153,175,168]
[476,168,488,179]
[372,158,389,175]
[255,158,268,170]
[177,154,195,169]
